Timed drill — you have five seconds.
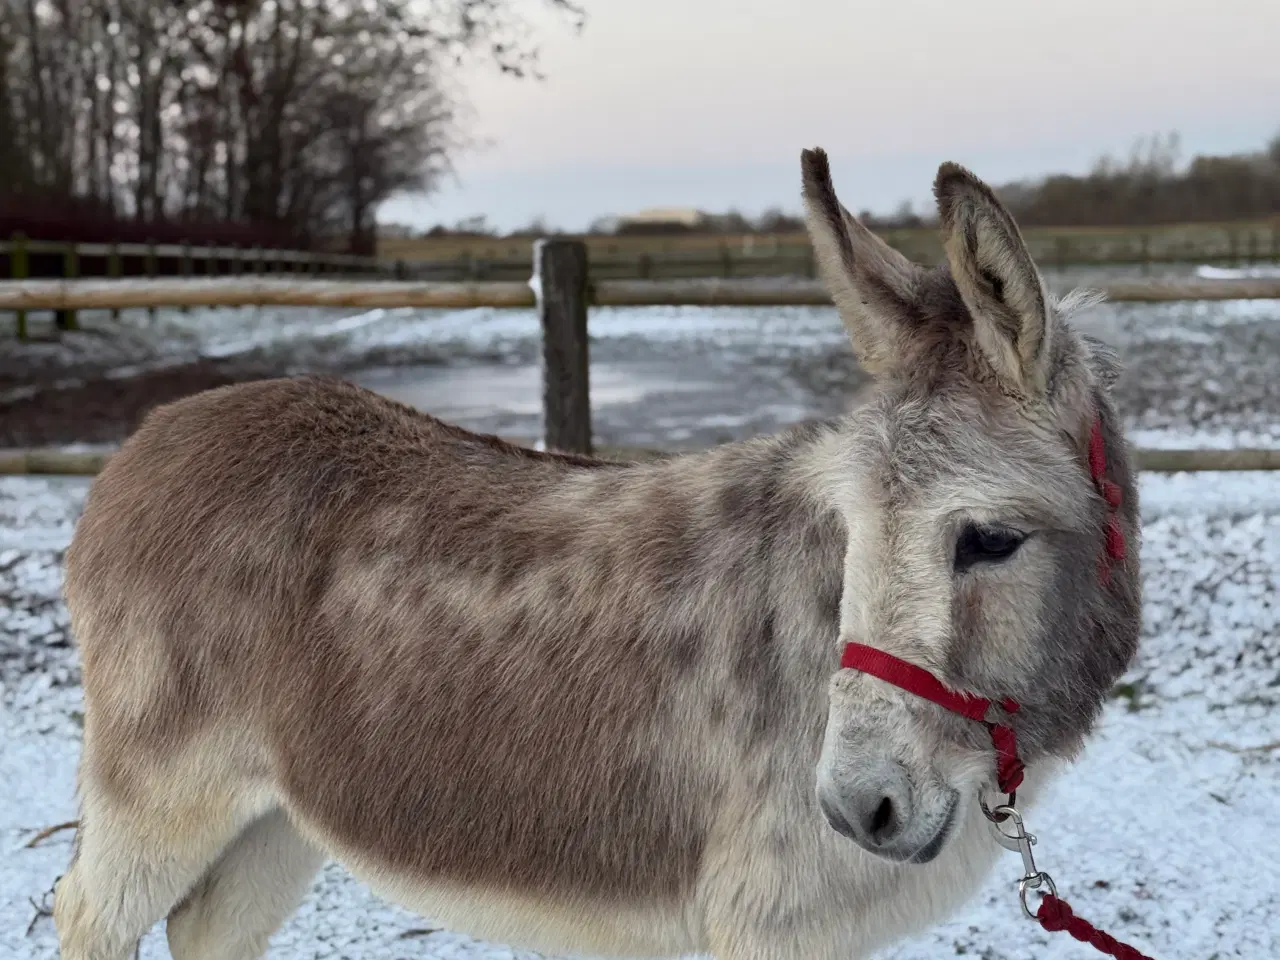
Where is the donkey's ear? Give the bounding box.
[801,148,922,377]
[934,162,1051,397]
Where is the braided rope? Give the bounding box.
[1037,895,1156,960]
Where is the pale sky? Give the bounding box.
[380,0,1280,233]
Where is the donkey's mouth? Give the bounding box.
[904,790,960,864]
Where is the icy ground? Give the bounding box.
[2,470,1278,960]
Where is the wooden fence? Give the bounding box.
[2,238,1279,472]
[0,234,393,337]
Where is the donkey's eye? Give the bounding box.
[954,524,1026,571]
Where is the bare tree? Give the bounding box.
[0,0,584,248]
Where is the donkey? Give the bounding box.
[53,148,1141,960]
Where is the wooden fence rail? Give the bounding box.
[3,446,1278,477]
[0,278,535,311]
[4,274,1280,313]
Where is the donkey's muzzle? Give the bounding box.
[818,765,959,864]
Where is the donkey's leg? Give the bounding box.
[53,778,258,960]
[166,808,325,960]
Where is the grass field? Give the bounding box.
[379,217,1280,279]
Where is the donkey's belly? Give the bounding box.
[286,807,699,958]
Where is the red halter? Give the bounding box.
[839,414,1125,795]
[839,414,1150,960]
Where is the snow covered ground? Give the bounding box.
[3,468,1278,960]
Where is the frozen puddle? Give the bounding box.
[354,361,723,440]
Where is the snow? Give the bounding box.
[2,470,1278,960]
[1128,426,1280,451]
[1195,263,1280,280]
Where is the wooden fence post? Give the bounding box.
[179,240,193,313]
[533,238,592,455]
[107,242,122,320]
[56,243,79,330]
[145,239,158,320]
[11,232,29,339]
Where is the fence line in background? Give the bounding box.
[1,232,393,337]
[382,219,1280,278]
[0,278,535,310]
[7,218,1280,298]
[0,236,382,269]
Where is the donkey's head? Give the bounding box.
[802,148,1141,864]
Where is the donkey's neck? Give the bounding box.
[523,419,849,755]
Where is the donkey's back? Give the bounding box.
[69,372,616,594]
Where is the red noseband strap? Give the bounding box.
[840,642,1026,794]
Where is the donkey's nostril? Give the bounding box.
[869,797,895,837]
[820,768,913,850]
[858,794,903,845]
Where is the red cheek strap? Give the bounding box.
[1089,416,1127,584]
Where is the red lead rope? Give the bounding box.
[1037,896,1155,960]
[839,416,1155,960]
